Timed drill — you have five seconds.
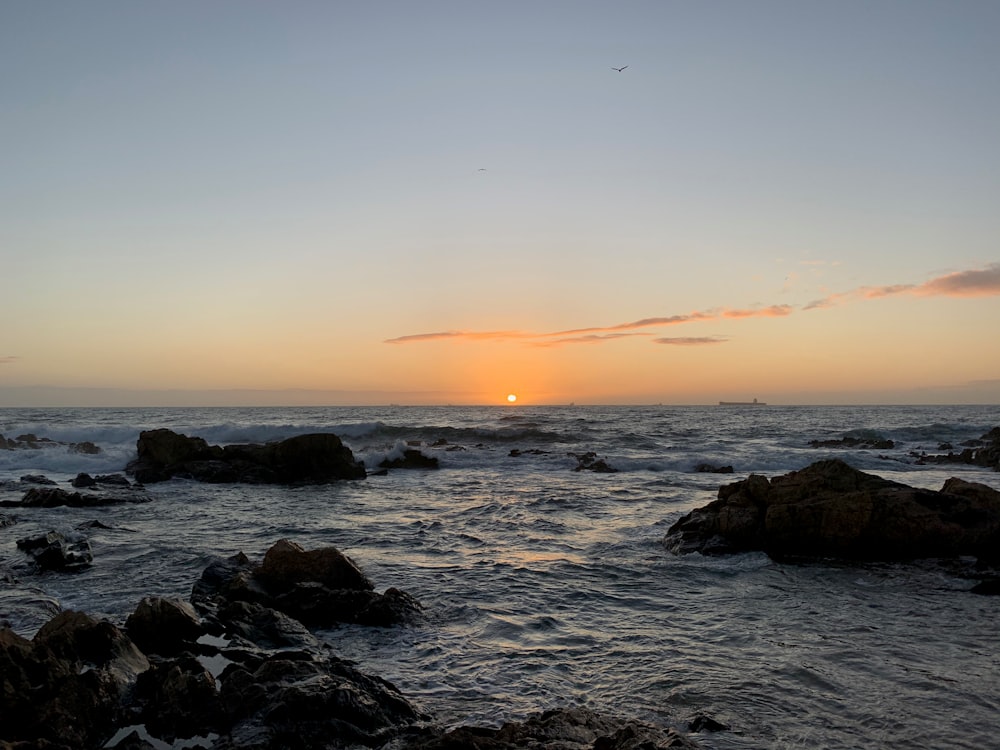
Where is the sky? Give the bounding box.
[2,1,999,407]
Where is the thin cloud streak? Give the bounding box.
[386,306,794,346]
[0,356,18,365]
[805,263,1000,310]
[653,337,728,345]
[533,333,650,347]
[386,264,1000,346]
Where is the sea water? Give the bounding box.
[1,405,999,749]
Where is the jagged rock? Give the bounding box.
[72,472,98,488]
[0,611,149,748]
[915,427,1000,471]
[191,540,421,631]
[219,651,428,749]
[664,459,1000,561]
[132,656,222,741]
[0,434,100,454]
[217,600,322,651]
[125,596,205,656]
[16,531,93,571]
[570,452,618,473]
[126,429,367,484]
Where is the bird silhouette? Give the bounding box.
[612,65,628,72]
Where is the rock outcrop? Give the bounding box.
[16,531,94,571]
[664,459,1000,561]
[0,433,100,454]
[191,539,422,629]
[914,427,1000,471]
[0,485,150,508]
[0,611,149,748]
[0,543,705,750]
[125,428,367,484]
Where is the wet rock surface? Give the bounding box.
[125,428,367,484]
[1,539,703,750]
[664,458,1000,562]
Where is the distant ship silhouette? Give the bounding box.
[718,397,766,406]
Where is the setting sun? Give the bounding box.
[507,394,517,403]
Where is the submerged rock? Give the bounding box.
[915,427,1000,471]
[16,531,94,571]
[2,485,150,508]
[126,428,367,484]
[664,459,1000,561]
[570,451,618,473]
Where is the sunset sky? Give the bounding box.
[2,1,999,406]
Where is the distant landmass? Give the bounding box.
[719,398,766,406]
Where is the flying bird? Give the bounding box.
[612,65,628,72]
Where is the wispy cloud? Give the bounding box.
[534,332,650,347]
[0,356,18,365]
[386,263,999,347]
[386,305,792,347]
[653,336,728,345]
[804,263,1000,310]
[915,263,1000,297]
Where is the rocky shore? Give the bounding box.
[5,425,1000,748]
[1,539,704,750]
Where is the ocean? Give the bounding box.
[2,404,999,749]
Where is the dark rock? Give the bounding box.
[258,538,373,592]
[402,707,700,749]
[125,596,205,656]
[664,459,1000,561]
[8,485,149,508]
[688,713,729,732]
[970,578,1000,595]
[915,427,1000,471]
[20,474,56,485]
[0,611,148,748]
[379,448,440,470]
[219,651,427,748]
[570,452,618,473]
[695,463,734,474]
[217,600,322,651]
[0,513,16,528]
[95,473,131,486]
[132,656,222,740]
[76,519,116,530]
[0,434,100,454]
[126,428,367,484]
[16,531,93,571]
[190,540,421,631]
[72,472,97,488]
